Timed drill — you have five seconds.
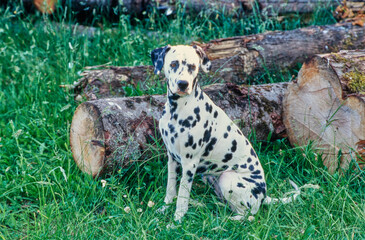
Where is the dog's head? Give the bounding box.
[151,45,211,96]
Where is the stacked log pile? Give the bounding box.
[72,22,365,101]
[70,50,365,177]
[13,0,340,17]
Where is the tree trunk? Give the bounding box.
[70,82,288,177]
[72,22,365,101]
[15,0,339,17]
[160,0,339,16]
[283,50,365,173]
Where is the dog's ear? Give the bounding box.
[151,45,171,75]
[193,45,211,73]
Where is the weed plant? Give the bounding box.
[0,3,364,239]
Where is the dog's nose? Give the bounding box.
[177,80,189,91]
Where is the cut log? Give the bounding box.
[70,82,288,177]
[73,22,365,101]
[161,0,339,16]
[13,0,339,18]
[283,50,365,173]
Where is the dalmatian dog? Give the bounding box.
[151,45,300,222]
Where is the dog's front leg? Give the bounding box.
[158,153,179,214]
[164,153,179,204]
[174,160,198,222]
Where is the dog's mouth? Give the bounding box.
[176,90,189,96]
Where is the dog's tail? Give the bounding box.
[263,180,301,205]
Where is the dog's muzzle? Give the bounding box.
[176,80,189,95]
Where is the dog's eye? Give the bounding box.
[170,63,176,68]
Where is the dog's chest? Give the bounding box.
[159,97,210,156]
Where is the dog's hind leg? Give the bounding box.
[217,171,267,220]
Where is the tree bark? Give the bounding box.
[14,0,339,17]
[177,0,339,15]
[72,22,365,101]
[70,82,288,177]
[283,50,365,173]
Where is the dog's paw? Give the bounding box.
[173,210,186,223]
[156,205,170,214]
[229,215,246,221]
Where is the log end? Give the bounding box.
[283,51,365,173]
[70,102,105,177]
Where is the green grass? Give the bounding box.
[1,3,364,239]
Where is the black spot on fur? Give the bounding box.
[231,140,237,152]
[180,128,185,133]
[199,91,204,100]
[202,56,210,65]
[222,153,233,163]
[242,177,256,184]
[202,137,217,157]
[251,148,257,158]
[222,165,228,170]
[223,133,228,138]
[249,165,255,171]
[173,114,178,120]
[168,95,178,115]
[247,157,252,163]
[187,170,193,183]
[205,103,213,113]
[181,119,191,128]
[240,164,247,169]
[252,170,261,175]
[185,134,194,147]
[237,130,242,135]
[251,175,263,179]
[192,143,197,149]
[196,166,207,173]
[168,123,175,133]
[186,154,190,158]
[232,164,238,170]
[194,107,201,122]
[204,161,212,165]
[170,137,174,144]
[245,140,249,145]
[229,190,233,194]
[203,120,209,128]
[210,164,218,170]
[227,125,231,132]
[237,183,245,188]
[213,111,218,118]
[198,138,203,146]
[251,182,266,199]
[203,127,212,143]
